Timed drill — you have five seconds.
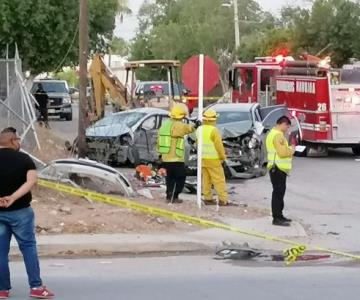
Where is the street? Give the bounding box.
[48,102,79,142]
[7,256,360,300]
[236,148,360,250]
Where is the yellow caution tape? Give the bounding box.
[38,179,360,263]
[284,245,307,266]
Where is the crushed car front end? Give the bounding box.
[221,130,266,178]
[85,135,131,165]
[185,125,267,179]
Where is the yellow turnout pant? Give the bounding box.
[202,165,228,204]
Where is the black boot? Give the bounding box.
[272,218,290,226]
[279,216,292,222]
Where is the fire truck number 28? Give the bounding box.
[317,103,327,112]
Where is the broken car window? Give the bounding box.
[94,112,146,127]
[217,111,252,125]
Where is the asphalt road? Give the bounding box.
[49,102,113,142]
[48,102,79,142]
[7,256,360,300]
[231,147,360,250]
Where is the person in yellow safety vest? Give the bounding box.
[266,116,295,227]
[157,105,197,203]
[197,109,230,206]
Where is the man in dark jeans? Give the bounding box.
[34,84,50,128]
[265,116,295,226]
[0,127,54,299]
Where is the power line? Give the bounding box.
[53,21,80,74]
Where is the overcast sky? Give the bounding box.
[114,0,305,41]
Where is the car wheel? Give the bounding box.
[65,113,73,121]
[352,146,360,156]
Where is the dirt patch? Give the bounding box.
[32,181,268,236]
[32,124,69,163]
[32,185,192,235]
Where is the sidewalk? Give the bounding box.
[6,216,339,258]
[9,213,360,260]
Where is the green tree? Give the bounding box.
[131,0,273,86]
[0,0,129,74]
[278,0,360,65]
[110,37,129,56]
[54,68,79,88]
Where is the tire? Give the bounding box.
[352,146,360,156]
[65,113,72,121]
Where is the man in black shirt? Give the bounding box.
[0,127,54,299]
[34,84,50,128]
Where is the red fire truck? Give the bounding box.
[228,57,360,156]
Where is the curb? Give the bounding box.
[10,242,215,259]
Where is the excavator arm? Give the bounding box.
[89,54,129,120]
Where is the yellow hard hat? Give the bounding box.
[203,109,218,121]
[169,104,187,119]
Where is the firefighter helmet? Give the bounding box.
[169,104,187,119]
[203,109,219,121]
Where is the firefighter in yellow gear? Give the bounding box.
[266,116,295,226]
[197,109,228,206]
[157,104,195,203]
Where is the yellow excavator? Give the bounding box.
[88,53,130,121]
[88,54,184,121]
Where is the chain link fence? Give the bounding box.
[0,46,40,153]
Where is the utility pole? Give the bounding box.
[233,0,240,50]
[78,0,89,157]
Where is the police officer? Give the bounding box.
[157,105,195,203]
[197,109,229,206]
[266,116,295,226]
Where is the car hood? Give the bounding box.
[217,121,253,139]
[86,123,132,138]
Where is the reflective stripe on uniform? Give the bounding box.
[266,128,292,172]
[158,120,173,154]
[158,120,185,158]
[197,125,219,160]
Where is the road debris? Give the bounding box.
[215,242,262,260]
[38,158,135,197]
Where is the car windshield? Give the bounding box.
[216,110,252,124]
[94,112,146,127]
[35,82,68,93]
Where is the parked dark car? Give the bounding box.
[134,81,189,99]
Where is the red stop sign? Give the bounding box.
[182,55,220,95]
